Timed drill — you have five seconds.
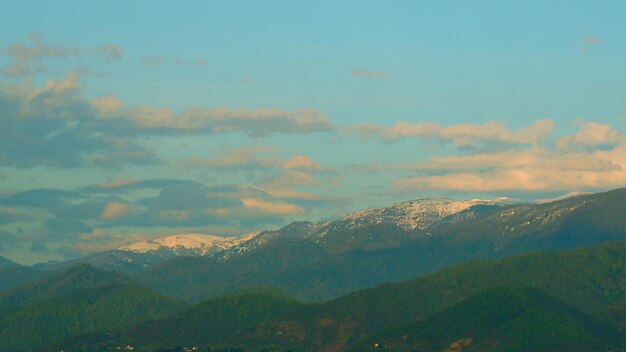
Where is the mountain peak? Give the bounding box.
[536,191,592,204]
[119,233,258,256]
[343,198,500,230]
[0,255,21,268]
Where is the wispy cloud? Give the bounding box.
[121,106,333,137]
[352,119,554,147]
[582,35,601,45]
[97,44,124,61]
[0,178,330,258]
[352,68,386,80]
[0,69,334,168]
[382,121,626,192]
[581,35,601,53]
[141,55,208,67]
[0,32,79,77]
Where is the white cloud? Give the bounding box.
[556,121,625,151]
[1,32,79,77]
[126,106,333,136]
[97,44,124,61]
[353,119,554,147]
[392,121,626,192]
[352,68,386,80]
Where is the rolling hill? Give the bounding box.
[53,240,626,352]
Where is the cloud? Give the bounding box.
[92,95,122,115]
[180,146,280,171]
[141,55,208,67]
[104,182,310,229]
[123,106,333,137]
[101,201,135,220]
[180,147,324,173]
[0,189,81,209]
[141,55,167,67]
[282,155,322,171]
[257,169,317,189]
[97,44,124,61]
[390,121,626,192]
[0,70,160,168]
[179,148,328,204]
[0,177,337,258]
[582,35,601,45]
[83,178,205,193]
[0,230,20,250]
[0,206,36,224]
[581,35,601,53]
[70,228,147,255]
[241,198,305,216]
[352,119,554,147]
[556,121,625,151]
[0,32,79,77]
[352,68,386,80]
[0,68,332,169]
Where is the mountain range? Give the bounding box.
[2,188,626,350]
[7,188,626,302]
[131,188,626,301]
[42,240,626,352]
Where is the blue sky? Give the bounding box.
[1,1,626,264]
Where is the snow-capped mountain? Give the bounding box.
[535,191,592,204]
[329,198,503,232]
[119,233,259,257]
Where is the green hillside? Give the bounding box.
[0,264,127,310]
[55,240,626,352]
[351,287,624,352]
[134,189,626,303]
[129,288,303,350]
[0,282,185,351]
[0,265,47,293]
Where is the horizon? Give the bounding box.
[2,1,626,264]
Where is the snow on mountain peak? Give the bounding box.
[535,191,592,204]
[343,198,498,230]
[119,233,258,256]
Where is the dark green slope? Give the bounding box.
[250,241,626,351]
[0,256,49,293]
[435,188,626,261]
[350,287,625,352]
[56,288,303,352]
[0,256,19,268]
[604,298,626,331]
[0,282,185,352]
[0,264,127,310]
[55,241,626,352]
[136,238,327,301]
[128,288,302,350]
[0,265,47,293]
[134,189,626,303]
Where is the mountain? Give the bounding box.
[430,188,626,261]
[0,257,46,293]
[233,240,626,351]
[126,288,302,350]
[0,256,19,268]
[119,233,259,257]
[0,264,127,310]
[0,282,185,351]
[350,287,624,352]
[38,233,261,274]
[54,240,626,352]
[134,189,626,302]
[41,198,504,276]
[338,198,502,231]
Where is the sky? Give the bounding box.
[1,1,626,264]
